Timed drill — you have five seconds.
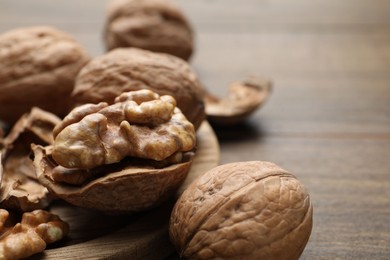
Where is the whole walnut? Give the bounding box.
[72,47,205,129]
[104,0,194,60]
[170,161,313,260]
[0,26,90,124]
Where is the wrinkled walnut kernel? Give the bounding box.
[0,209,69,260]
[53,89,196,169]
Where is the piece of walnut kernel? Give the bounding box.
[0,209,69,260]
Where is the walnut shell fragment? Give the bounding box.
[72,47,205,130]
[0,108,60,212]
[104,0,194,60]
[0,209,69,260]
[170,161,313,260]
[0,26,90,124]
[33,90,197,214]
[205,77,272,125]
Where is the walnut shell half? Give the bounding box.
[32,145,194,214]
[0,26,90,124]
[104,0,194,60]
[170,161,313,260]
[72,48,205,130]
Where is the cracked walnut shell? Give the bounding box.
[32,90,197,214]
[72,47,205,130]
[104,0,194,60]
[170,161,313,260]
[0,26,90,124]
[0,108,60,212]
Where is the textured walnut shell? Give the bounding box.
[104,0,194,60]
[33,145,194,214]
[72,48,205,129]
[0,26,90,124]
[205,77,272,125]
[170,161,313,260]
[0,108,60,212]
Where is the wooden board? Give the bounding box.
[33,122,219,260]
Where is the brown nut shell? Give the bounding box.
[104,0,194,60]
[0,26,90,124]
[71,48,205,130]
[32,145,194,214]
[0,108,60,212]
[169,161,313,260]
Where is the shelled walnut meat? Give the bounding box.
[33,89,197,214]
[0,26,90,124]
[104,0,194,60]
[0,209,69,260]
[170,161,313,260]
[72,47,205,130]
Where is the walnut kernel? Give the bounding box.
[0,209,69,260]
[53,89,195,169]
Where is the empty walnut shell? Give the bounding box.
[205,77,272,125]
[104,0,194,60]
[72,48,205,129]
[0,26,90,124]
[0,108,60,212]
[170,161,313,260]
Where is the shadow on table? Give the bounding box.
[209,119,266,143]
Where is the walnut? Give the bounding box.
[0,26,90,124]
[205,77,272,125]
[0,108,60,212]
[0,209,69,260]
[170,161,313,260]
[72,47,205,130]
[53,89,195,169]
[104,0,194,60]
[32,90,197,214]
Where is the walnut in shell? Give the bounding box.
[170,161,313,260]
[104,0,194,60]
[0,26,90,124]
[72,47,205,130]
[33,90,197,214]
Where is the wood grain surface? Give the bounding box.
[1,0,390,259]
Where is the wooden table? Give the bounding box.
[1,0,390,259]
